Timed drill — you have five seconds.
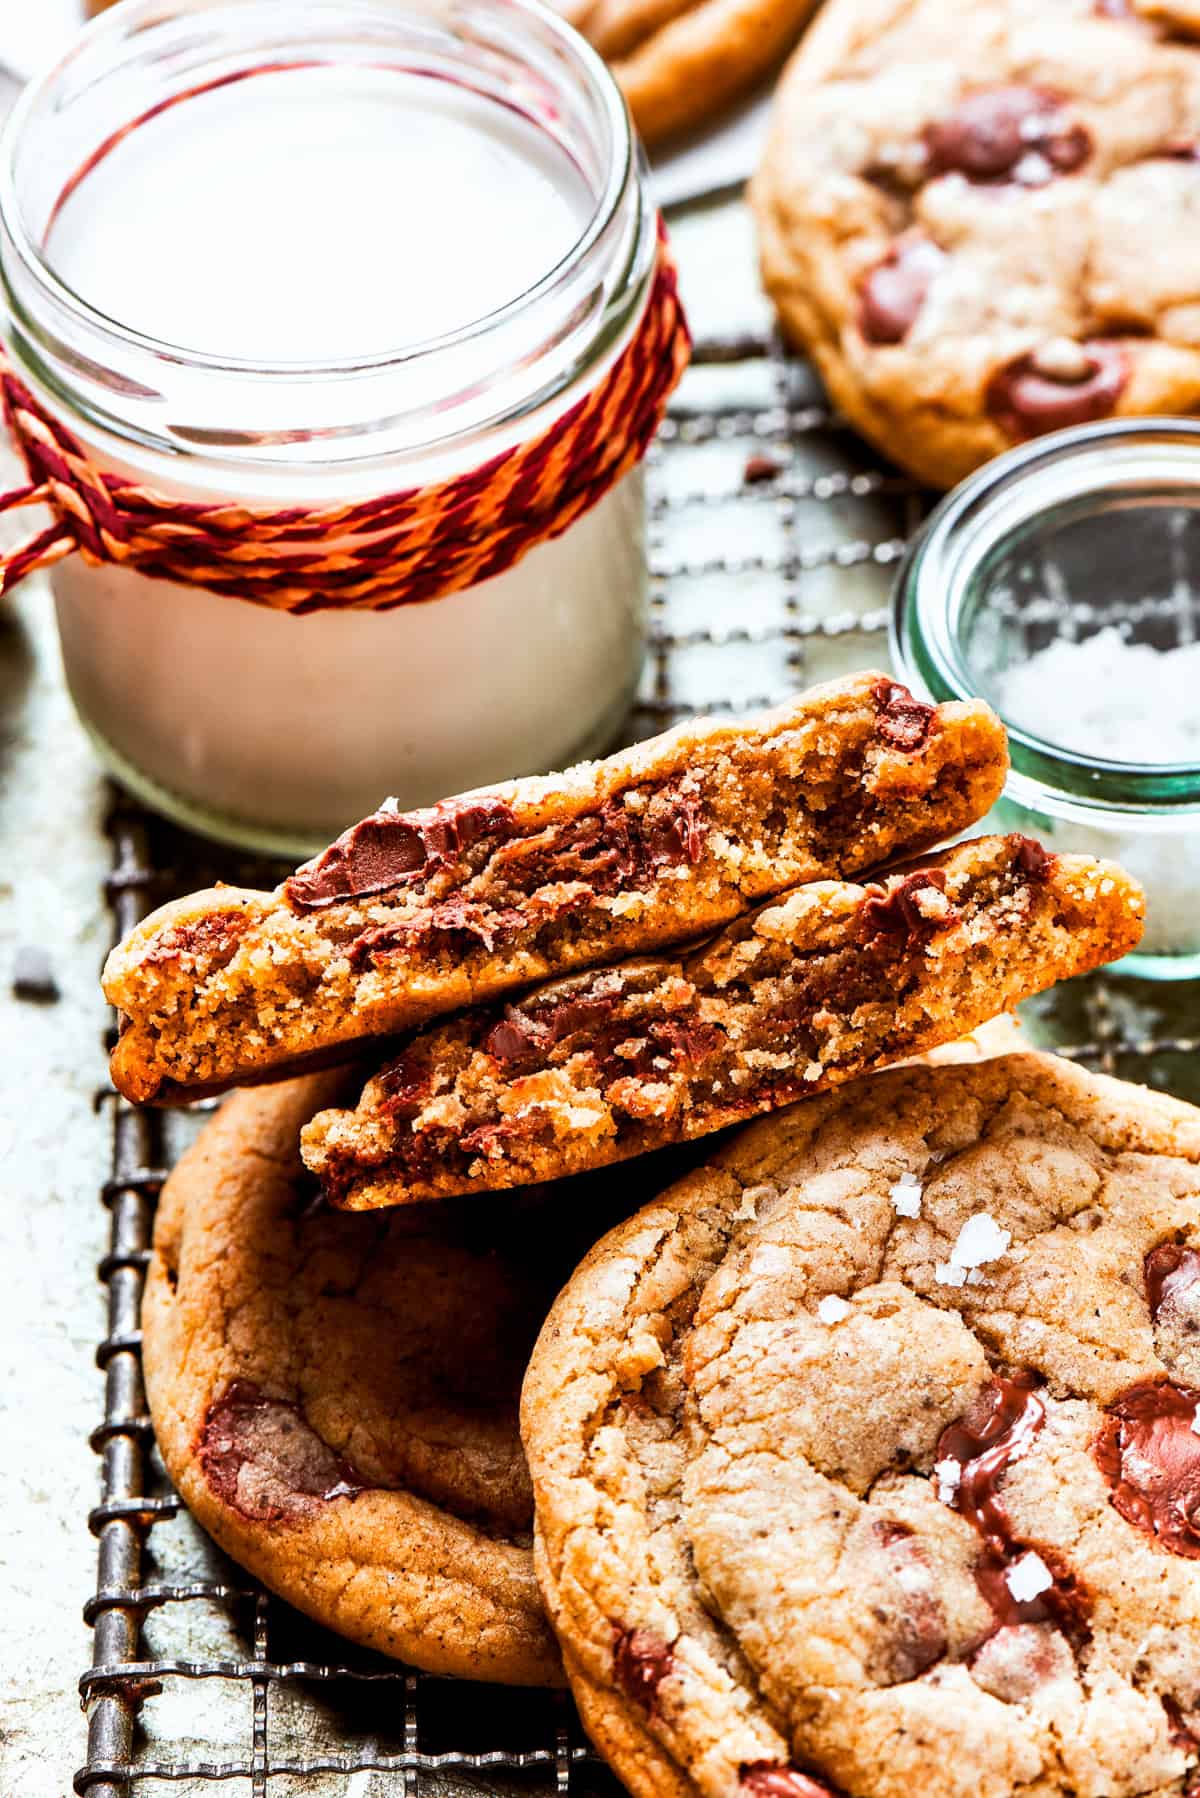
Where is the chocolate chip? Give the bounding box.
[873,678,936,751]
[1145,1244,1200,1321]
[1013,836,1054,882]
[740,1765,843,1797]
[1156,137,1200,161]
[986,342,1129,440]
[197,1380,368,1523]
[860,870,955,945]
[285,796,516,911]
[13,944,58,1003]
[869,1520,948,1682]
[924,87,1091,186]
[744,454,781,485]
[859,237,945,344]
[611,1625,674,1712]
[1096,1381,1200,1557]
[485,1013,545,1063]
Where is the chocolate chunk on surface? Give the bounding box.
[859,237,945,344]
[873,679,936,751]
[859,869,955,944]
[1145,1243,1200,1320]
[1096,1380,1200,1557]
[986,342,1129,440]
[924,86,1090,185]
[286,797,516,910]
[197,1379,367,1523]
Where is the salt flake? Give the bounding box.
[1191,1404,1200,1438]
[816,1295,851,1325]
[1005,1552,1054,1604]
[933,1459,962,1505]
[952,1213,1012,1269]
[889,1172,923,1218]
[934,1260,968,1288]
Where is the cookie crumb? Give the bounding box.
[890,1171,923,1217]
[13,944,59,1003]
[816,1295,851,1324]
[1004,1551,1054,1603]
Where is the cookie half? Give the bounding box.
[104,675,1007,1103]
[300,835,1143,1208]
[752,0,1200,488]
[559,0,821,145]
[142,1072,638,1683]
[522,1051,1200,1798]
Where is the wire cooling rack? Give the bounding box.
[80,329,1200,1798]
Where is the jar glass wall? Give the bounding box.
[0,0,659,855]
[891,420,1200,979]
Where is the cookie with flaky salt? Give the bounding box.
[522,1050,1200,1797]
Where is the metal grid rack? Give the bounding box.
[79,330,1200,1797]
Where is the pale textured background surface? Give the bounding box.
[1,8,1197,1798]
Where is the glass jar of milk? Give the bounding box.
[0,0,662,854]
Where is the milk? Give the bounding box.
[28,42,651,852]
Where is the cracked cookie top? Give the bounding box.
[142,1072,646,1684]
[522,1051,1200,1797]
[752,0,1200,488]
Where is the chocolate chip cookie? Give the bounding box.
[103,676,1007,1104]
[522,1051,1200,1798]
[142,1073,633,1682]
[752,0,1200,489]
[299,835,1143,1208]
[559,0,820,144]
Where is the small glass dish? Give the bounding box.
[891,419,1200,981]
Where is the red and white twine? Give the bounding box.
[0,235,688,614]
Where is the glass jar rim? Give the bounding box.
[0,0,655,469]
[890,417,1200,809]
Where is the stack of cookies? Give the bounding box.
[103,670,1200,1798]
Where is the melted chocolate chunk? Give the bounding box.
[1013,836,1054,882]
[986,342,1129,441]
[144,910,251,967]
[285,797,516,911]
[1156,137,1200,160]
[740,1765,842,1797]
[924,87,1091,186]
[938,1375,1045,1558]
[937,1375,1088,1632]
[1146,1244,1200,1321]
[968,1622,1069,1702]
[873,679,936,751]
[860,870,955,945]
[485,1013,546,1063]
[377,1050,434,1114]
[197,1380,367,1523]
[1096,1381,1200,1557]
[611,1625,674,1712]
[859,237,945,344]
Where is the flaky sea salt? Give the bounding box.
[993,626,1200,958]
[1005,1552,1054,1604]
[995,627,1200,764]
[816,1295,851,1325]
[933,1458,962,1505]
[1191,1404,1200,1437]
[890,1172,923,1218]
[935,1212,1012,1286]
